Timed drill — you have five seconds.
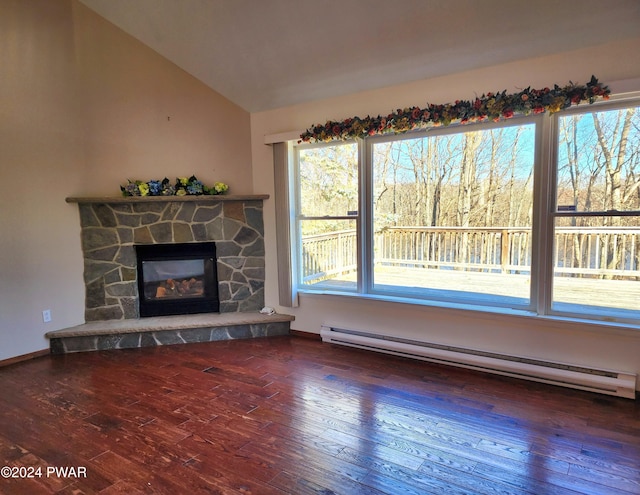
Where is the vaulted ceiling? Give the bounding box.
[79,0,640,112]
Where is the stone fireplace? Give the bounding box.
[46,194,293,354]
[69,195,269,321]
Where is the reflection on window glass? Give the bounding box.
[297,142,359,291]
[553,107,640,320]
[371,124,536,308]
[299,219,357,290]
[557,108,640,212]
[298,143,358,217]
[552,216,640,319]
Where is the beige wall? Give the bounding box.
[72,3,252,196]
[251,38,640,388]
[0,0,251,360]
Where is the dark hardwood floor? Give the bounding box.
[0,335,638,495]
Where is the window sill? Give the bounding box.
[297,289,640,336]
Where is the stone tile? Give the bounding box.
[141,212,161,225]
[85,306,123,322]
[241,239,265,257]
[111,204,133,213]
[154,331,186,346]
[227,325,252,340]
[76,198,266,320]
[117,227,134,244]
[79,205,100,227]
[86,279,106,308]
[193,206,219,223]
[210,327,233,341]
[121,297,138,319]
[105,282,136,297]
[117,333,141,349]
[265,322,291,337]
[140,333,158,347]
[180,328,213,343]
[133,203,166,214]
[82,228,118,251]
[115,212,141,227]
[191,223,207,241]
[219,301,238,312]
[50,339,65,355]
[97,335,123,351]
[238,290,264,312]
[93,204,118,227]
[133,226,153,244]
[149,222,172,243]
[84,261,119,284]
[176,203,196,222]
[173,222,193,243]
[64,336,98,353]
[162,202,182,221]
[85,245,119,261]
[223,202,245,223]
[115,246,136,268]
[234,226,259,246]
[245,207,264,236]
[215,241,242,257]
[103,269,123,284]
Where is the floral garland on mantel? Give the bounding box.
[299,75,610,143]
[120,175,228,197]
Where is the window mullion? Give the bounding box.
[359,138,372,294]
[532,114,557,315]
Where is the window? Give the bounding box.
[296,141,359,291]
[290,99,640,324]
[371,123,536,308]
[552,104,640,321]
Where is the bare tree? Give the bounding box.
[593,108,638,274]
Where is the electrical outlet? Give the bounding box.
[42,309,52,323]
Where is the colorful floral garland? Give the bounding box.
[299,75,610,143]
[121,176,228,197]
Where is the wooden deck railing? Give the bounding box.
[301,227,640,283]
[301,229,358,283]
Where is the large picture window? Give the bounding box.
[552,104,640,321]
[290,99,640,324]
[371,123,535,308]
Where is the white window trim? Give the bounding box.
[272,94,640,325]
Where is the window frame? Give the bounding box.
[546,99,640,324]
[362,117,542,311]
[287,96,640,326]
[293,139,361,292]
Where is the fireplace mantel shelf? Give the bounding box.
[66,194,269,204]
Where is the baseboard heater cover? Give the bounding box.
[320,326,636,399]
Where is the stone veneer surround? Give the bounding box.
[68,195,268,321]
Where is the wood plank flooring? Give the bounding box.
[0,335,638,494]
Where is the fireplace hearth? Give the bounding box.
[136,242,219,317]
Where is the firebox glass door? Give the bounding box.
[142,259,206,300]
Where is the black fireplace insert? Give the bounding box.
[135,242,219,317]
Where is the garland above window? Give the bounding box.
[299,75,610,143]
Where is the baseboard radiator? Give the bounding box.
[320,326,637,399]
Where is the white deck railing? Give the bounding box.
[301,227,640,283]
